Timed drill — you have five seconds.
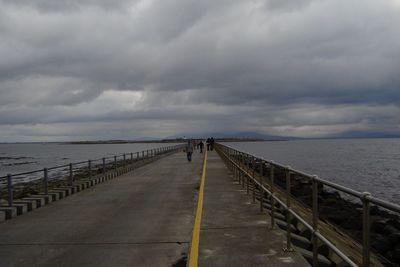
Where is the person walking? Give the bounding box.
[199,141,204,153]
[210,137,215,151]
[185,140,194,162]
[206,138,211,151]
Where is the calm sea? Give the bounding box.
[0,143,179,178]
[224,138,400,204]
[1,139,399,204]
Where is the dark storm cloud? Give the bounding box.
[0,0,400,141]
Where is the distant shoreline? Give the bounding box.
[65,138,267,144]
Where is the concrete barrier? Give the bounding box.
[12,203,28,215]
[13,200,37,211]
[29,194,53,204]
[0,207,17,219]
[54,187,73,196]
[49,190,66,199]
[22,197,45,208]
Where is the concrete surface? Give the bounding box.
[198,151,310,267]
[0,151,203,267]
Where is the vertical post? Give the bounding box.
[142,151,145,159]
[259,160,264,212]
[270,163,275,229]
[88,160,92,179]
[44,168,48,195]
[252,157,256,203]
[284,166,293,252]
[114,156,117,171]
[362,192,371,267]
[234,152,238,182]
[137,152,139,161]
[312,175,319,267]
[131,153,133,163]
[241,153,244,188]
[69,163,73,186]
[246,154,250,194]
[123,154,126,168]
[102,158,106,174]
[7,174,13,207]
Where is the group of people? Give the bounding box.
[184,137,215,162]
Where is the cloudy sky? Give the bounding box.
[1,0,400,142]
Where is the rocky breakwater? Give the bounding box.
[270,166,400,266]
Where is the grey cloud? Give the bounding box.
[0,0,135,12]
[0,0,400,140]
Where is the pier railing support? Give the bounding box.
[362,192,371,267]
[246,154,250,195]
[69,163,73,185]
[259,160,264,212]
[7,174,13,207]
[312,175,319,267]
[284,166,294,252]
[44,168,48,195]
[88,160,92,179]
[252,157,256,203]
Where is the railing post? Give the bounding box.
[246,154,250,194]
[142,151,145,159]
[102,158,106,174]
[362,192,371,267]
[241,152,244,188]
[312,175,319,267]
[252,157,256,203]
[137,152,139,161]
[270,163,275,229]
[114,156,117,171]
[131,153,133,163]
[69,163,73,186]
[123,154,126,168]
[44,168,48,195]
[284,166,294,252]
[7,174,13,207]
[234,151,238,182]
[259,160,264,212]
[88,160,92,179]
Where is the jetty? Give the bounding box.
[0,143,399,266]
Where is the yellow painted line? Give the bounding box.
[188,149,208,267]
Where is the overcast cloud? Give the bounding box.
[1,0,400,141]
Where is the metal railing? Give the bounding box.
[0,145,183,205]
[216,143,400,267]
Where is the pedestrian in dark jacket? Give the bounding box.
[199,141,204,153]
[210,137,215,151]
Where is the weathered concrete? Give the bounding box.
[0,207,16,220]
[0,151,203,267]
[198,151,310,266]
[13,200,37,212]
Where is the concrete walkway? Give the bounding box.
[0,151,203,267]
[198,151,310,266]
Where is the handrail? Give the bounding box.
[215,143,398,267]
[0,144,184,205]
